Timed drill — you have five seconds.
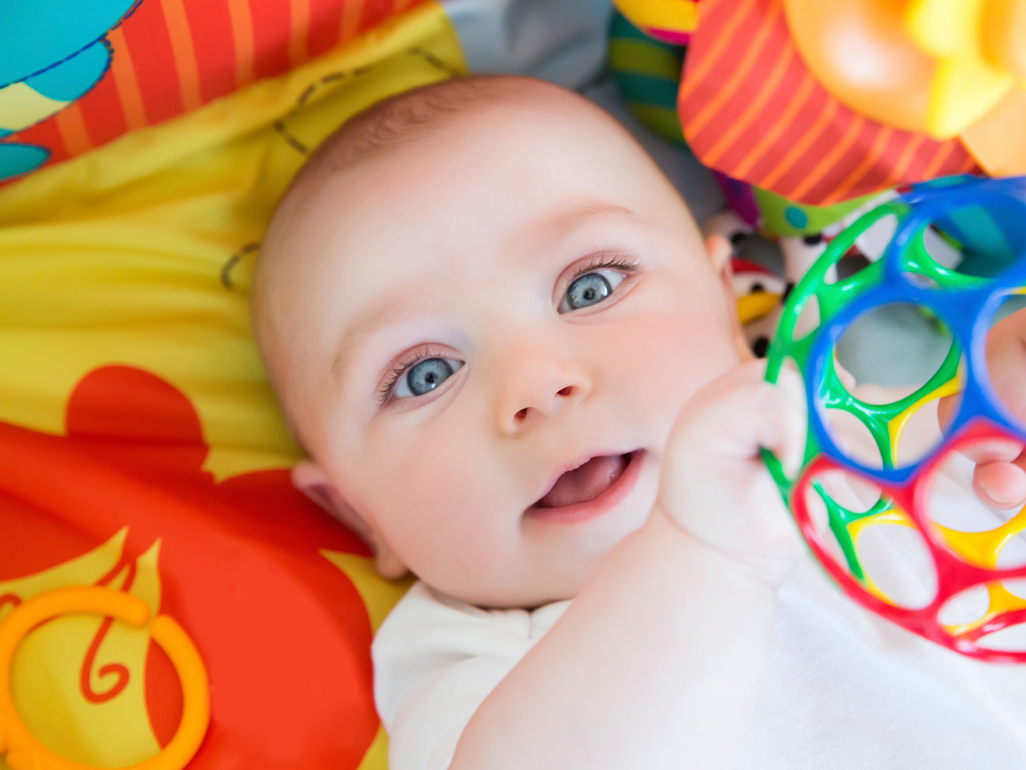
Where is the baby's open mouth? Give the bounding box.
[534,453,633,509]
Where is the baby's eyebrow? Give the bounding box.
[331,300,408,384]
[540,202,633,245]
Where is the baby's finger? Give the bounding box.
[959,437,1025,466]
[669,360,806,472]
[771,363,808,478]
[940,384,1022,465]
[973,460,1026,510]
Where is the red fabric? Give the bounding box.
[0,366,379,768]
[679,0,980,206]
[1,0,425,185]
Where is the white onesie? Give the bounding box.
[374,556,1026,770]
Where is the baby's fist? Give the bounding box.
[658,360,806,587]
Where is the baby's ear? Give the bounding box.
[704,233,754,361]
[292,460,410,580]
[705,232,733,274]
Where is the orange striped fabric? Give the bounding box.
[106,27,150,131]
[227,0,257,89]
[2,0,425,186]
[679,0,979,206]
[289,0,313,68]
[161,0,203,112]
[53,104,94,157]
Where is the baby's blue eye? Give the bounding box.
[393,357,464,399]
[559,269,627,313]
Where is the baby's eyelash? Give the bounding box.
[566,253,640,286]
[376,348,443,405]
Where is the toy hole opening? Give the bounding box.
[925,435,1026,570]
[941,579,1026,655]
[856,516,938,610]
[801,469,937,610]
[902,195,1026,290]
[824,408,884,470]
[983,293,1026,438]
[938,583,990,628]
[851,211,898,264]
[976,622,1026,654]
[792,292,820,341]
[832,301,964,470]
[837,253,872,282]
[924,223,963,263]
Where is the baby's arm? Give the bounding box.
[939,306,1026,508]
[449,361,806,770]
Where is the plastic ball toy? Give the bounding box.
[764,175,1026,662]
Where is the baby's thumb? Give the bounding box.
[767,364,808,479]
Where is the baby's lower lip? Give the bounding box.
[525,450,644,525]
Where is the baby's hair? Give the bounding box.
[288,74,563,195]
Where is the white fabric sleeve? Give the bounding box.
[373,582,568,770]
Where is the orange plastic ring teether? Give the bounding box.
[0,586,210,770]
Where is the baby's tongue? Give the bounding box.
[538,455,627,508]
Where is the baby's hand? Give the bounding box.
[657,360,807,587]
[939,307,1026,509]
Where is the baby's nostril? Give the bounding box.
[557,386,573,397]
[515,408,529,421]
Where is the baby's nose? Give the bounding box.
[496,354,592,435]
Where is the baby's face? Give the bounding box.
[282,96,743,607]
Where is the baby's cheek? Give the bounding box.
[378,431,512,572]
[633,309,735,404]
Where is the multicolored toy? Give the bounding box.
[784,0,1026,141]
[612,0,700,45]
[764,175,1026,662]
[607,10,687,145]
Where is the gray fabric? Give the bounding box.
[443,0,612,88]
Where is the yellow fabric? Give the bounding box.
[0,3,465,767]
[0,82,69,133]
[0,0,465,481]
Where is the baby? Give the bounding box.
[252,76,1026,769]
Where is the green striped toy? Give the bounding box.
[608,11,687,146]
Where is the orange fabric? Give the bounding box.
[161,0,204,113]
[700,44,793,167]
[107,27,151,131]
[3,0,424,184]
[0,366,379,768]
[679,0,981,206]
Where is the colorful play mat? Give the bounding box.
[1,2,467,767]
[3,0,1021,767]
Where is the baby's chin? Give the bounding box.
[412,541,611,609]
[438,576,589,611]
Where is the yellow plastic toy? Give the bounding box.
[783,0,1026,140]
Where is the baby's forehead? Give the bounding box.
[287,112,687,321]
[292,77,617,195]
